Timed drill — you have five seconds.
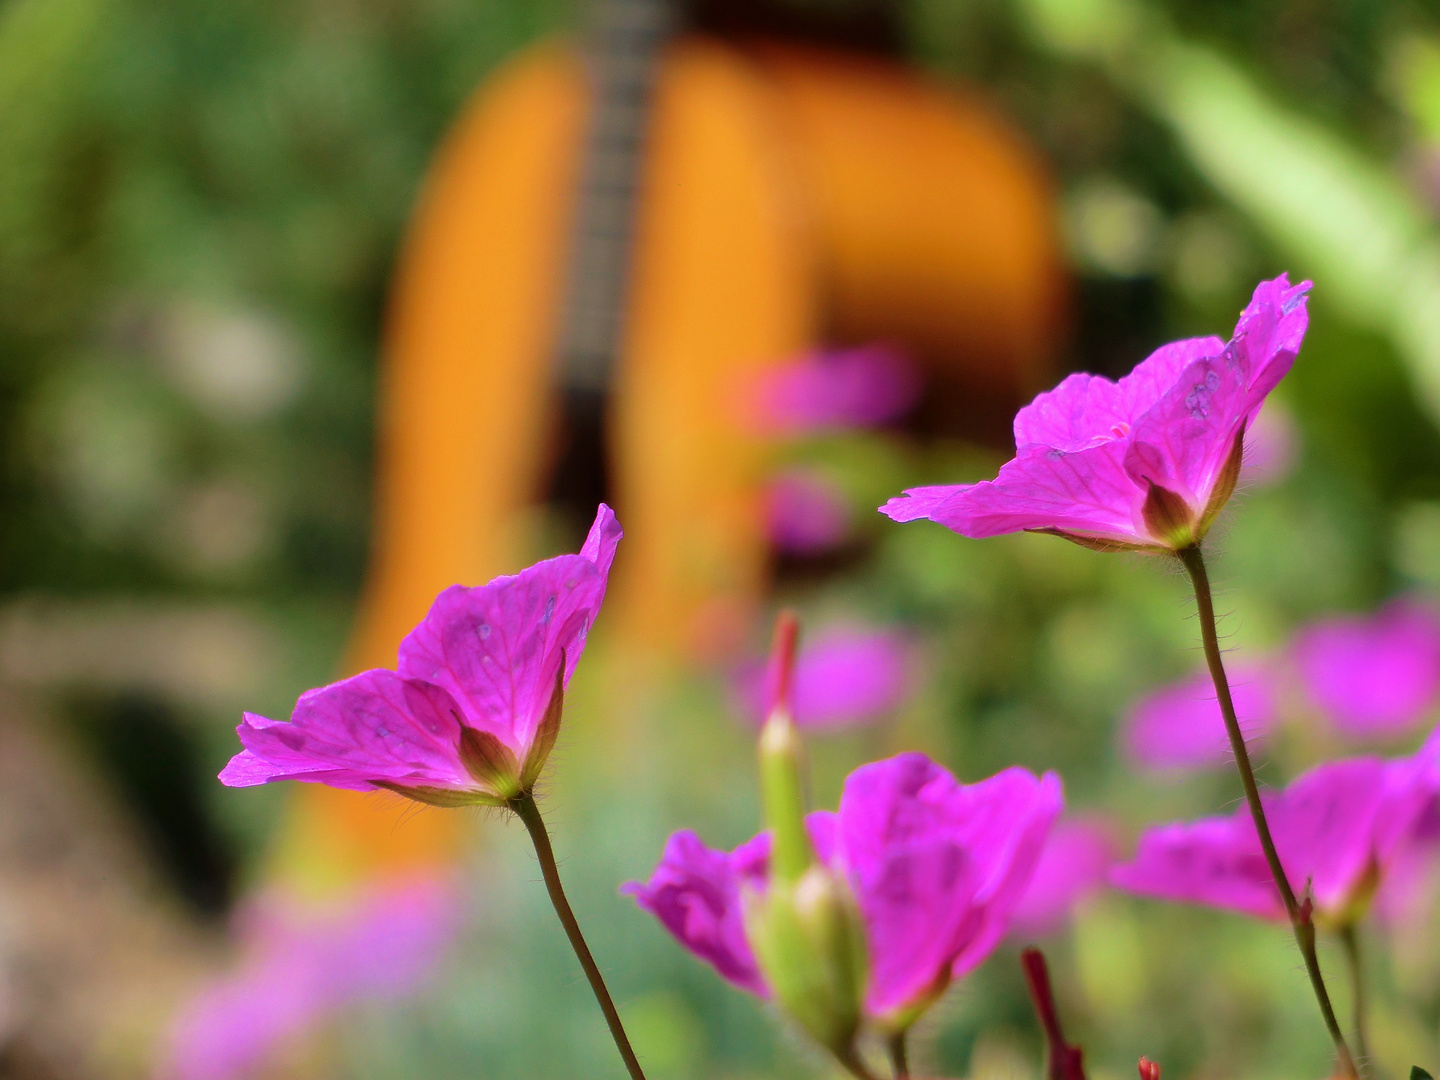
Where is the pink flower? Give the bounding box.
[1008,819,1116,938]
[220,505,622,806]
[1292,598,1440,740]
[749,343,921,435]
[735,624,917,730]
[1123,663,1278,769]
[626,753,1061,1025]
[1110,753,1440,926]
[880,276,1311,552]
[764,468,853,554]
[161,875,460,1080]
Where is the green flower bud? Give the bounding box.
[747,612,868,1058]
[747,863,869,1056]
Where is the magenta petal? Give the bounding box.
[1011,338,1226,453]
[398,505,622,756]
[1292,598,1440,739]
[1122,353,1248,509]
[1268,756,1440,915]
[1233,274,1311,416]
[1007,819,1116,938]
[623,831,768,997]
[837,754,1062,1016]
[1113,337,1229,419]
[1114,754,1440,923]
[1123,664,1277,769]
[1110,816,1282,921]
[881,441,1145,543]
[220,671,469,792]
[1011,372,1133,452]
[1264,759,1394,913]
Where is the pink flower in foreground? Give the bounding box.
[220,505,622,806]
[1123,663,1278,770]
[1111,754,1440,927]
[1008,819,1116,938]
[1291,598,1440,740]
[764,468,853,554]
[880,276,1310,552]
[626,753,1061,1026]
[161,875,460,1080]
[749,343,922,435]
[735,624,917,730]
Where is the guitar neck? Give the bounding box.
[556,0,677,396]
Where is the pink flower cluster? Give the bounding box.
[1124,597,1440,771]
[753,343,921,557]
[161,876,460,1080]
[206,272,1440,1080]
[627,754,1062,1026]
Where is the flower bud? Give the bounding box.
[747,863,868,1056]
[759,611,811,883]
[748,612,868,1056]
[1138,1057,1161,1080]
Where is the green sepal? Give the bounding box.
[746,865,868,1058]
[373,781,509,808]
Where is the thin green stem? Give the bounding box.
[836,1050,886,1080]
[887,1032,911,1080]
[1178,546,1358,1080]
[1340,924,1369,1074]
[511,792,647,1080]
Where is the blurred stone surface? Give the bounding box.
[0,691,217,1079]
[0,600,279,711]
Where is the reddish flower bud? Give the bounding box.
[1138,1056,1161,1080]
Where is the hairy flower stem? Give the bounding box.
[511,792,648,1080]
[1340,924,1369,1073]
[1178,545,1358,1080]
[887,1032,911,1080]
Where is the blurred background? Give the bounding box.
[6,0,1440,1078]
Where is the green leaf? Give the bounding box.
[1410,1067,1433,1080]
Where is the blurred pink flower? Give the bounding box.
[161,875,461,1080]
[626,754,1061,1024]
[881,275,1310,553]
[1291,598,1440,740]
[735,624,917,730]
[1240,403,1299,487]
[748,343,921,435]
[764,468,853,554]
[1008,818,1116,938]
[221,505,621,806]
[1111,753,1440,925]
[1123,663,1278,769]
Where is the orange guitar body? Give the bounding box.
[272,34,1066,896]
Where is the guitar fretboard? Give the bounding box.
[555,0,677,395]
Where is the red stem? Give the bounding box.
[1021,949,1086,1080]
